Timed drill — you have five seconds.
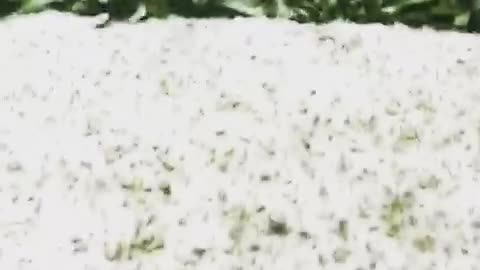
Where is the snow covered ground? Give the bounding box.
[1,10,480,270]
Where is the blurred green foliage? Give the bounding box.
[1,0,480,32]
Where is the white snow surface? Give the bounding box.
[1,10,480,270]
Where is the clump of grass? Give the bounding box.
[105,224,165,261]
[337,219,348,241]
[382,191,415,238]
[268,215,289,236]
[392,127,420,152]
[418,175,441,190]
[227,206,252,255]
[332,247,351,263]
[413,235,435,253]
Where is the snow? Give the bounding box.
[1,10,480,270]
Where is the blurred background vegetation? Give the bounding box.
[1,0,480,32]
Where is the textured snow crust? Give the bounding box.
[1,11,480,270]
